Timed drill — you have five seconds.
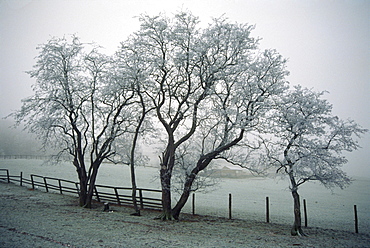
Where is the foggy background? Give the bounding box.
[0,0,369,177]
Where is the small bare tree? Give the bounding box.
[114,41,156,215]
[263,86,368,236]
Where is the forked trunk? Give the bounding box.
[75,162,88,207]
[84,164,100,208]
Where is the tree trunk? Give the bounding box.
[291,189,306,236]
[286,152,306,236]
[129,107,145,216]
[172,165,201,220]
[75,160,88,207]
[172,175,194,220]
[158,137,176,220]
[78,177,88,207]
[159,167,173,220]
[171,155,213,219]
[171,137,244,219]
[130,169,140,216]
[84,162,100,208]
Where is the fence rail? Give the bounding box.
[0,169,162,211]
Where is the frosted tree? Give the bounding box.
[11,36,138,208]
[114,39,156,216]
[263,86,368,236]
[128,11,289,220]
[171,49,289,219]
[128,12,212,220]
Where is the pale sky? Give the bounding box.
[0,0,369,177]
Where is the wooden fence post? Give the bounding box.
[266,196,270,223]
[75,183,79,196]
[43,177,48,192]
[303,199,308,227]
[6,169,9,183]
[94,186,100,202]
[114,188,121,205]
[354,205,358,233]
[20,172,23,186]
[138,189,144,209]
[229,193,232,220]
[58,179,63,194]
[31,175,35,189]
[192,193,195,215]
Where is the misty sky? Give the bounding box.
[0,0,369,177]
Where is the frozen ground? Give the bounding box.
[0,159,369,235]
[1,182,369,248]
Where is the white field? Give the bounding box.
[1,159,369,234]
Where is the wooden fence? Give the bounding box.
[0,169,162,211]
[0,168,362,234]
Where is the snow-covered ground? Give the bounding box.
[2,182,369,247]
[1,159,369,234]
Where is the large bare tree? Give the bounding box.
[132,12,212,220]
[128,12,289,220]
[171,48,288,219]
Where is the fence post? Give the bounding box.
[43,177,48,192]
[20,172,23,186]
[303,199,308,227]
[354,205,358,233]
[94,186,100,202]
[192,193,195,215]
[229,193,232,220]
[266,196,270,223]
[58,179,63,194]
[31,175,35,189]
[139,189,144,209]
[114,188,121,205]
[6,169,9,183]
[75,183,80,196]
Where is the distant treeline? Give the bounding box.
[0,155,58,160]
[0,155,125,165]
